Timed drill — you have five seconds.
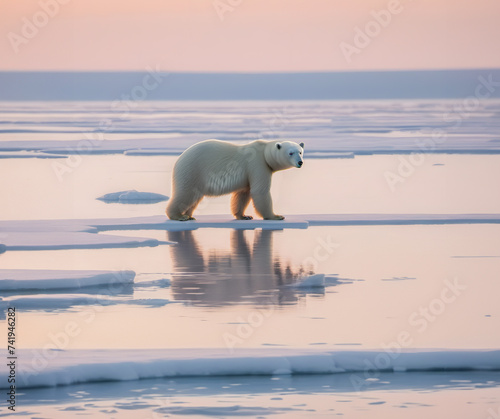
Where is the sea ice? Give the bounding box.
[0,269,135,291]
[289,274,326,288]
[0,295,170,312]
[1,348,499,389]
[1,214,499,252]
[97,190,169,204]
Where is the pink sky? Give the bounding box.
[1,0,499,71]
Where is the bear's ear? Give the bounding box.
[299,142,304,149]
[276,143,282,150]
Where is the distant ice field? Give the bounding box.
[0,100,500,155]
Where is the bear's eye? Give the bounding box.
[289,152,294,156]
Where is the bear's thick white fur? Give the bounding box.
[166,139,304,221]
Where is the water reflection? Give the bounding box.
[167,229,320,307]
[16,371,500,408]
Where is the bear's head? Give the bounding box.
[266,141,305,171]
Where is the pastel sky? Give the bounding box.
[1,0,499,71]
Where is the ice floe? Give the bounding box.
[0,231,166,251]
[133,273,171,288]
[0,295,171,312]
[0,151,66,159]
[288,274,354,290]
[97,190,169,204]
[2,348,499,389]
[289,274,326,288]
[1,214,499,252]
[0,269,135,291]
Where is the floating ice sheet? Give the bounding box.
[289,274,326,288]
[0,269,135,291]
[1,214,499,252]
[97,190,169,204]
[0,294,171,312]
[2,348,499,389]
[0,151,66,159]
[0,231,166,251]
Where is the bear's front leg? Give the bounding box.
[231,189,253,220]
[251,190,285,220]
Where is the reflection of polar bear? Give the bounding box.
[167,229,312,306]
[166,139,304,221]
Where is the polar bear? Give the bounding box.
[166,139,304,221]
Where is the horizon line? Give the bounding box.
[1,68,500,74]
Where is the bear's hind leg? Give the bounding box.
[166,191,202,221]
[166,199,190,221]
[185,197,203,220]
[231,189,253,220]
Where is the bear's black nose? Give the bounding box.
[298,161,303,167]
